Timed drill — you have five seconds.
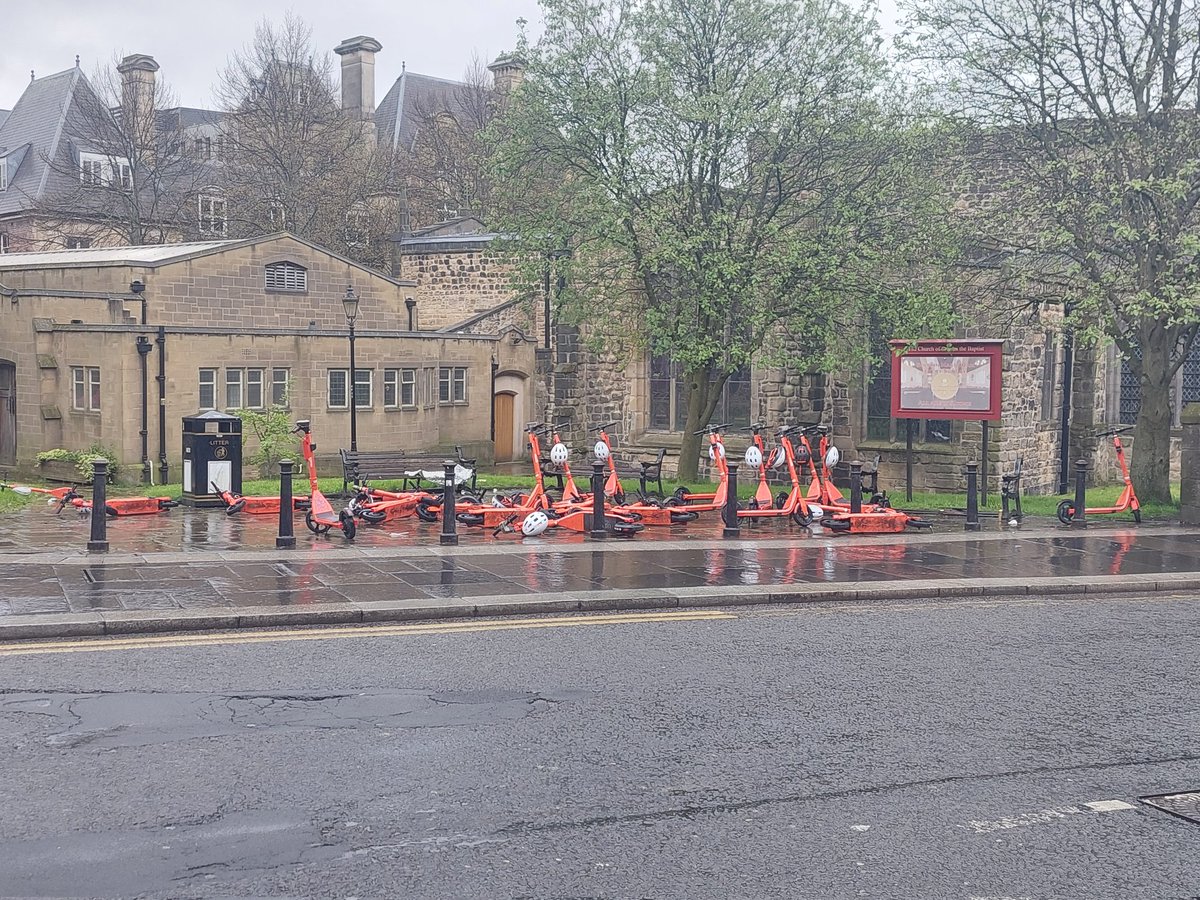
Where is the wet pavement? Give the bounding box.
[0,498,1194,618]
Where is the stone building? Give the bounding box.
[0,234,536,479]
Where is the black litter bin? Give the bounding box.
[182,410,242,507]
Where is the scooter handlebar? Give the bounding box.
[692,422,733,436]
[590,421,619,432]
[1096,426,1133,438]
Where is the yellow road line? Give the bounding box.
[0,609,736,657]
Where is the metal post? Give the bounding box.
[156,325,168,485]
[136,335,152,484]
[1073,459,1088,527]
[849,461,863,514]
[723,463,741,538]
[348,321,358,452]
[980,420,989,506]
[964,462,980,532]
[905,419,914,502]
[440,460,458,545]
[276,459,295,549]
[86,460,109,552]
[590,461,607,539]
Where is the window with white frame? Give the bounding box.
[264,261,306,292]
[271,368,289,406]
[224,368,265,409]
[383,369,398,408]
[71,366,101,412]
[0,233,9,254]
[353,369,372,408]
[80,158,104,185]
[0,158,7,192]
[401,368,416,407]
[117,161,132,190]
[438,367,467,405]
[199,368,217,409]
[195,137,212,159]
[268,201,286,230]
[328,369,373,409]
[65,237,92,250]
[198,194,227,235]
[383,368,418,409]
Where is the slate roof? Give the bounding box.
[0,239,238,268]
[0,110,9,130]
[375,70,471,152]
[0,68,83,217]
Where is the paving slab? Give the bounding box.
[0,511,1197,638]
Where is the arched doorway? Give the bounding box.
[0,361,15,467]
[493,392,516,462]
[493,373,527,463]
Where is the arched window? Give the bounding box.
[264,261,307,293]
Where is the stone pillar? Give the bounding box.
[1180,404,1200,524]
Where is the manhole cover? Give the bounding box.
[1141,791,1200,825]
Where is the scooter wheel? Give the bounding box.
[673,486,691,501]
[416,499,440,523]
[790,510,813,528]
[613,490,626,505]
[774,491,789,510]
[823,517,851,532]
[340,514,357,540]
[105,504,119,518]
[663,497,683,508]
[611,522,644,536]
[359,508,387,525]
[159,499,179,509]
[1056,500,1075,525]
[226,498,246,516]
[457,512,485,527]
[746,499,759,511]
[669,510,698,524]
[305,511,326,535]
[871,494,891,509]
[1133,508,1142,524]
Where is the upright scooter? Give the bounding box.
[295,420,356,540]
[1056,426,1141,524]
[735,424,815,527]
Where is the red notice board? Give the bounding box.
[889,340,1004,421]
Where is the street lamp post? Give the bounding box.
[343,284,360,452]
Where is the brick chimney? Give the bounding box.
[488,53,526,94]
[334,36,383,137]
[116,54,159,126]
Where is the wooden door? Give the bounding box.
[0,363,14,467]
[494,392,515,462]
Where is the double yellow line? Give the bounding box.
[0,608,736,657]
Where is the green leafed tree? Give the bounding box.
[490,0,956,479]
[902,0,1200,503]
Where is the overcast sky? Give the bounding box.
[0,0,543,110]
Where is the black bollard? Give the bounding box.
[964,461,980,532]
[86,459,109,552]
[723,462,741,538]
[1073,459,1088,527]
[440,460,459,545]
[590,461,607,539]
[849,461,863,514]
[276,459,296,549]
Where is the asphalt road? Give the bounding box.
[0,591,1197,899]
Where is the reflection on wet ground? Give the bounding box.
[0,498,1190,616]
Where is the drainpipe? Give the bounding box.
[156,325,168,484]
[405,297,417,332]
[490,357,498,443]
[136,335,153,484]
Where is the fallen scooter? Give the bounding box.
[213,481,311,517]
[56,488,179,518]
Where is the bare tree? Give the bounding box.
[904,0,1200,502]
[213,14,400,269]
[36,57,208,247]
[400,54,499,228]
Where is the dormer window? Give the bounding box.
[265,261,307,292]
[0,158,7,192]
[198,193,227,235]
[80,158,103,185]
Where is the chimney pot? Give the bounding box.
[334,35,382,137]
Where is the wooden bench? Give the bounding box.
[340,448,477,494]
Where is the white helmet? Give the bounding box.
[769,447,787,470]
[824,446,841,470]
[550,442,569,465]
[744,445,763,469]
[594,440,610,461]
[708,443,726,461]
[521,510,550,536]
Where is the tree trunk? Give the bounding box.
[676,366,730,482]
[1130,333,1174,504]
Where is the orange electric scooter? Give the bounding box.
[55,488,179,517]
[1056,426,1142,524]
[747,423,775,508]
[665,424,731,513]
[441,423,554,528]
[213,482,312,517]
[295,420,356,540]
[807,428,930,533]
[734,424,815,527]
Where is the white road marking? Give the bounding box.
[1085,799,1135,812]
